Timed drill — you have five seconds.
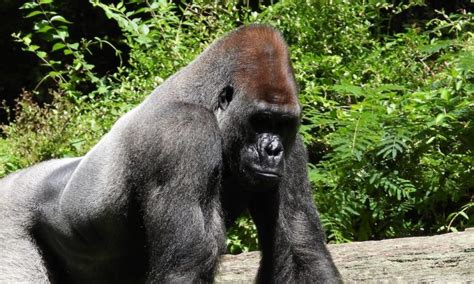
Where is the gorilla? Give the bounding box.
[0,25,341,283]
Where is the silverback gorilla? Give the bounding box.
[0,25,341,283]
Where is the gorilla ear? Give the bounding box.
[218,86,234,111]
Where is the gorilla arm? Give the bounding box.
[137,102,226,282]
[249,137,342,283]
[30,102,225,282]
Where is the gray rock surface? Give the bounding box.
[216,229,474,283]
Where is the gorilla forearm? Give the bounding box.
[250,193,341,283]
[275,198,342,283]
[144,201,223,283]
[249,138,341,283]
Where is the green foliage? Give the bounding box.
[439,202,473,233]
[226,215,259,254]
[1,0,472,252]
[266,3,473,241]
[0,91,112,176]
[89,0,246,96]
[12,0,118,98]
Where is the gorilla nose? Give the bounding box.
[265,140,283,157]
[258,134,283,161]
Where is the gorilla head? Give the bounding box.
[213,26,301,191]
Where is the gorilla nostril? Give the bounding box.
[265,140,283,156]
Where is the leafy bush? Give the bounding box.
[1,0,472,251]
[259,1,473,241]
[0,91,105,176]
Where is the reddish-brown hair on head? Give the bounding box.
[220,25,298,107]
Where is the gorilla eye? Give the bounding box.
[218,86,234,111]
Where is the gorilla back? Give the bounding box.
[0,25,341,283]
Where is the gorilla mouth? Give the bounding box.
[243,165,283,191]
[254,169,282,178]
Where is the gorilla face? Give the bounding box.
[239,110,299,191]
[216,86,300,192]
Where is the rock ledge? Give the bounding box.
[216,229,474,283]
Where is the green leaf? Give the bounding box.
[333,84,365,97]
[458,211,469,220]
[48,71,62,78]
[37,25,53,33]
[27,45,40,52]
[344,207,360,216]
[23,36,32,45]
[25,11,43,18]
[68,43,79,50]
[37,51,47,58]
[419,40,453,54]
[394,143,403,152]
[50,15,73,24]
[97,85,109,94]
[435,113,445,125]
[39,0,53,4]
[54,30,69,41]
[52,42,66,52]
[440,89,450,101]
[20,2,39,9]
[377,144,392,157]
[139,24,150,35]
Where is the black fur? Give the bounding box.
[0,25,341,283]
